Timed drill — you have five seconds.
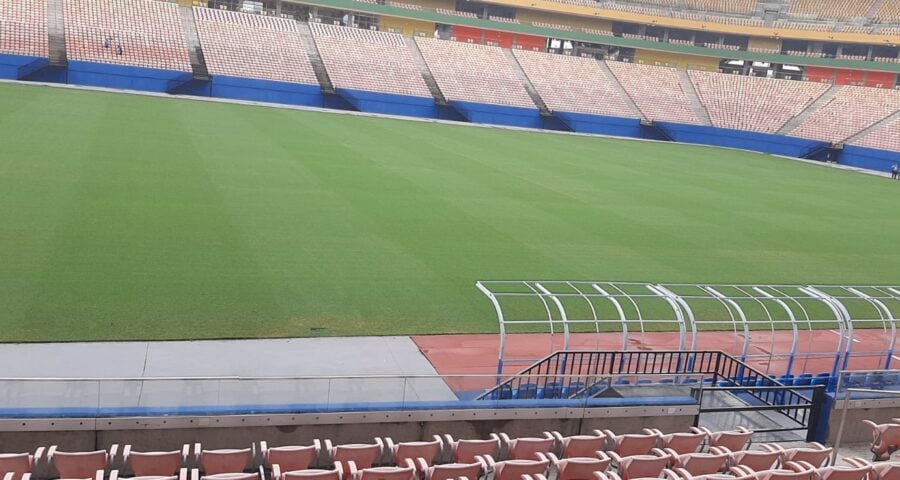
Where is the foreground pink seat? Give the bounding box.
[194,471,262,480]
[609,450,673,480]
[817,463,873,480]
[123,445,190,477]
[667,467,754,480]
[271,465,344,480]
[540,452,611,480]
[593,470,671,480]
[731,461,817,480]
[443,436,500,463]
[261,442,322,472]
[498,434,555,461]
[422,460,485,480]
[703,428,753,452]
[385,437,442,470]
[482,456,549,480]
[843,457,899,480]
[48,447,115,479]
[0,448,45,480]
[777,443,832,468]
[863,421,900,461]
[110,468,188,480]
[644,429,707,455]
[727,446,783,471]
[664,448,729,476]
[195,446,251,475]
[545,432,608,459]
[598,431,661,457]
[349,465,415,480]
[325,440,384,472]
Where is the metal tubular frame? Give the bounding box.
[476,281,900,379]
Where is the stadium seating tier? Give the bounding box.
[414,37,535,108]
[64,0,191,72]
[311,23,431,98]
[688,71,831,134]
[789,86,900,142]
[0,0,48,57]
[606,61,702,125]
[194,8,318,85]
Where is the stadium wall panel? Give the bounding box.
[66,61,193,93]
[336,88,439,118]
[210,75,324,107]
[655,122,827,158]
[0,54,48,80]
[554,111,643,137]
[450,101,543,128]
[840,145,900,173]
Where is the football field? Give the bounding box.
[1,82,899,342]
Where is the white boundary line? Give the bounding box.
[0,78,892,179]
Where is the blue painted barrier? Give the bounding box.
[337,88,438,118]
[0,396,697,418]
[67,61,192,93]
[655,122,828,158]
[554,111,643,138]
[0,54,48,80]
[840,145,900,173]
[451,101,542,128]
[210,75,324,107]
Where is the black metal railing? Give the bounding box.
[476,350,823,439]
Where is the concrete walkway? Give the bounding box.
[0,337,458,409]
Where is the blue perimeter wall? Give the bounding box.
[67,61,192,93]
[841,145,900,172]
[0,54,48,80]
[5,60,900,173]
[212,75,324,107]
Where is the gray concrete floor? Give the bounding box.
[0,337,457,408]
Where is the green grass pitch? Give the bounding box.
[1,82,899,342]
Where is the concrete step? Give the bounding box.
[678,70,712,126]
[404,36,447,105]
[502,48,551,116]
[844,109,900,145]
[178,6,210,80]
[47,0,67,66]
[597,59,645,121]
[778,85,841,135]
[296,22,335,94]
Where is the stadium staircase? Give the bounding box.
[178,6,210,81]
[597,60,645,122]
[477,350,826,442]
[777,85,841,135]
[296,22,336,95]
[845,109,900,144]
[404,37,448,105]
[865,0,888,22]
[679,70,712,126]
[47,0,67,67]
[501,49,553,117]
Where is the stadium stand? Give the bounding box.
[414,37,535,108]
[511,50,638,118]
[873,3,900,24]
[854,117,900,152]
[63,0,190,72]
[193,8,318,85]
[618,0,677,7]
[0,0,48,57]
[682,0,756,15]
[435,8,477,18]
[688,72,831,133]
[606,61,702,124]
[704,15,765,27]
[787,0,875,21]
[531,21,573,30]
[773,20,834,32]
[310,23,431,98]
[602,3,671,18]
[789,86,900,142]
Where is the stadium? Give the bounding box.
[1,0,900,478]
